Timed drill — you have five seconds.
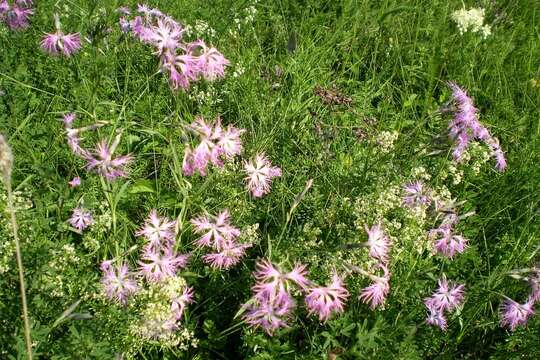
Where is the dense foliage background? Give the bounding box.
[1,0,539,358]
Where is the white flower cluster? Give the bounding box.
[451,8,492,38]
[375,131,399,154]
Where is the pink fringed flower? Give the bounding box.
[62,113,107,158]
[426,307,447,330]
[242,289,296,335]
[364,223,391,262]
[403,181,431,207]
[84,135,133,180]
[136,209,177,250]
[305,273,349,322]
[41,14,81,57]
[447,82,506,171]
[139,247,190,283]
[500,297,535,331]
[202,242,252,270]
[190,41,230,81]
[68,207,93,231]
[244,153,282,198]
[170,286,195,321]
[190,210,240,250]
[424,278,465,312]
[359,265,390,310]
[429,222,468,259]
[0,0,34,30]
[100,261,138,305]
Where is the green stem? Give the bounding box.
[7,185,33,359]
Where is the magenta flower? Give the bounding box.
[68,176,81,187]
[136,209,177,250]
[359,265,390,310]
[100,261,138,305]
[424,278,465,312]
[447,82,506,171]
[425,307,447,330]
[139,247,190,283]
[305,273,349,322]
[500,297,535,331]
[84,135,133,180]
[68,207,93,231]
[0,0,33,30]
[364,223,391,262]
[403,181,431,207]
[202,242,252,270]
[190,210,240,251]
[244,153,282,198]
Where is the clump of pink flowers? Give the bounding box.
[118,4,229,91]
[243,153,282,198]
[191,209,251,270]
[137,209,190,283]
[500,297,535,331]
[40,14,82,57]
[182,116,245,176]
[429,212,468,259]
[0,0,33,30]
[424,277,465,330]
[242,260,310,334]
[447,82,506,171]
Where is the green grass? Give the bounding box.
[1,0,539,358]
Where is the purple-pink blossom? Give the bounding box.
[84,136,133,180]
[0,0,33,30]
[447,82,507,171]
[138,247,190,283]
[170,286,195,321]
[68,176,81,187]
[500,297,535,331]
[202,242,252,270]
[68,207,93,231]
[100,261,138,305]
[244,153,282,198]
[424,278,465,312]
[403,181,431,207]
[426,307,447,330]
[305,272,349,322]
[242,290,295,335]
[41,32,81,57]
[429,220,468,259]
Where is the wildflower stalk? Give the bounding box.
[1,135,32,359]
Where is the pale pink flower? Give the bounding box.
[305,273,349,322]
[430,223,468,259]
[139,247,190,283]
[84,136,133,180]
[1,1,33,30]
[100,261,138,305]
[136,209,176,250]
[359,266,390,310]
[202,242,252,270]
[500,297,535,331]
[244,153,282,198]
[68,176,81,187]
[424,278,465,312]
[68,207,93,231]
[142,18,183,54]
[190,210,240,251]
[403,181,431,207]
[190,41,229,81]
[364,223,391,262]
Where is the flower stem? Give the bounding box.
[7,185,33,359]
